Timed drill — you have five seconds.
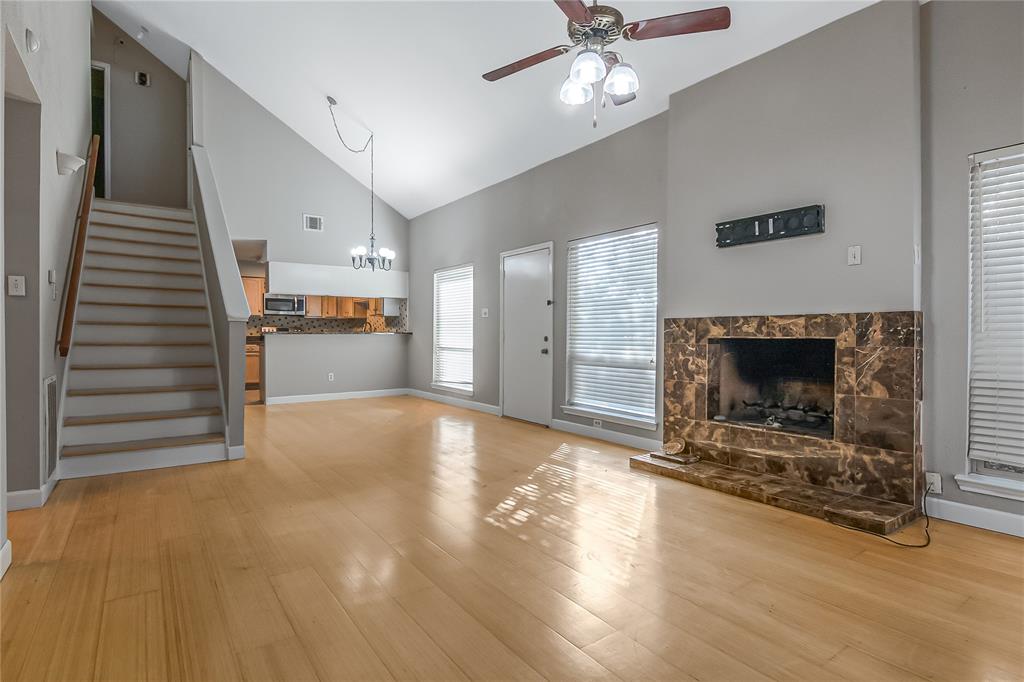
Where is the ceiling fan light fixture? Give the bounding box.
[603,62,639,96]
[559,78,593,105]
[569,48,607,85]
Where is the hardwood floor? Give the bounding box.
[2,396,1022,681]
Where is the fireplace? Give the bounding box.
[708,337,835,438]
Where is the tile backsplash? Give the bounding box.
[248,299,409,335]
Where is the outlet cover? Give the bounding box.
[847,245,862,266]
[327,372,335,382]
[593,419,603,428]
[481,308,489,318]
[925,472,942,495]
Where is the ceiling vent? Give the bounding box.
[303,214,324,232]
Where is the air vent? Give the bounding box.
[303,214,324,232]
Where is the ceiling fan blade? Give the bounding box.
[483,45,571,81]
[622,6,731,41]
[554,0,593,25]
[610,92,637,106]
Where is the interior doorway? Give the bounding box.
[90,61,111,199]
[500,242,553,426]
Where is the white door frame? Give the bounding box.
[499,241,554,425]
[90,61,112,198]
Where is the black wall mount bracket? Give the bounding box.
[715,204,824,248]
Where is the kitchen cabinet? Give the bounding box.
[306,295,323,318]
[367,298,384,316]
[242,277,266,316]
[323,296,338,318]
[245,344,261,385]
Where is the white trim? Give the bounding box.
[954,473,1024,502]
[430,382,474,397]
[927,497,1024,537]
[227,444,246,460]
[551,418,660,451]
[90,61,112,199]
[7,469,60,511]
[407,389,501,416]
[265,388,408,405]
[499,241,554,426]
[60,442,226,479]
[560,405,658,431]
[0,540,11,581]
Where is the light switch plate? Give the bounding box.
[847,245,862,266]
[7,275,25,296]
[481,308,489,318]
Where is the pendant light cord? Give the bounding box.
[328,100,375,242]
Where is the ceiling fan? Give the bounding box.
[483,1,731,120]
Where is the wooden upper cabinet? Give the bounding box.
[242,277,265,316]
[306,295,323,318]
[368,298,384,316]
[322,296,338,318]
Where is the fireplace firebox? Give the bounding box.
[708,337,836,437]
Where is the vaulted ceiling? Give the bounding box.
[96,1,872,218]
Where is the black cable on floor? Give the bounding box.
[828,484,932,548]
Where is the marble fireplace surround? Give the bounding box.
[661,311,923,510]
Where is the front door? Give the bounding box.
[501,244,553,426]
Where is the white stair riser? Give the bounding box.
[88,239,200,260]
[71,345,215,365]
[79,284,207,307]
[83,268,204,289]
[85,252,202,275]
[90,223,198,247]
[64,390,221,417]
[60,442,226,478]
[68,367,218,389]
[73,324,211,344]
[62,415,223,445]
[93,201,194,221]
[77,304,208,324]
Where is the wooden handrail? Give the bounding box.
[57,134,101,357]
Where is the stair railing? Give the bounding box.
[57,134,101,357]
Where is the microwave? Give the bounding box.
[263,294,306,316]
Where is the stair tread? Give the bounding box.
[76,321,208,327]
[91,235,199,249]
[62,432,224,457]
[68,384,218,396]
[85,266,201,278]
[90,220,197,237]
[82,283,204,292]
[88,249,200,263]
[65,407,221,426]
[79,300,206,309]
[71,363,215,370]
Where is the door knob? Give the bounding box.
[540,348,549,355]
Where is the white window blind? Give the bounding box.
[433,264,474,392]
[968,146,1024,469]
[566,225,658,423]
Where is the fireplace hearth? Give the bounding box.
[709,337,836,437]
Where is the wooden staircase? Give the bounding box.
[60,198,226,477]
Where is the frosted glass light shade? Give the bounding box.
[352,245,367,257]
[604,62,639,96]
[569,49,606,85]
[559,78,593,106]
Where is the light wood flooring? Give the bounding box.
[2,396,1022,681]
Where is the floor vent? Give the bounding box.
[44,375,58,478]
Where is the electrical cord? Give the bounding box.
[828,484,932,548]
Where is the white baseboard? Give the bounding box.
[7,471,60,511]
[406,389,501,416]
[60,442,226,479]
[0,540,11,581]
[927,497,1024,537]
[265,388,408,406]
[227,444,245,460]
[551,419,660,452]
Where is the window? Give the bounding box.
[433,264,474,394]
[565,225,658,427]
[967,145,1024,479]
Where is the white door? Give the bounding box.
[501,244,553,426]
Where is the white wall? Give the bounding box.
[921,0,1024,514]
[265,333,409,400]
[196,60,409,272]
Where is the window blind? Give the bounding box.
[968,147,1024,468]
[433,264,474,391]
[566,225,658,423]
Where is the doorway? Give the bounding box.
[500,242,553,426]
[90,61,111,199]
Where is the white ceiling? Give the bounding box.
[96,1,872,218]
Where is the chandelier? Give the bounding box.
[327,96,395,271]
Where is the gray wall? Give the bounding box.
[921,0,1024,513]
[198,61,409,271]
[265,334,409,399]
[665,0,921,319]
[409,114,668,442]
[4,97,41,493]
[91,8,187,208]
